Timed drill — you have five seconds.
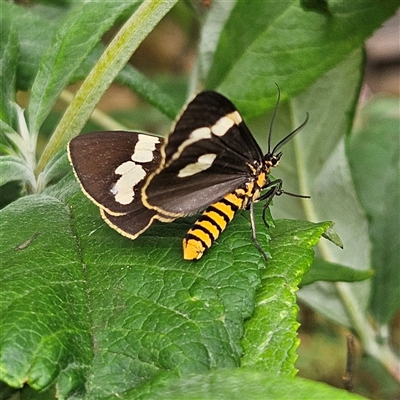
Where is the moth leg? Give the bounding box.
[260,179,283,227]
[249,201,268,261]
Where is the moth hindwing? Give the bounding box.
[68,131,173,239]
[68,90,307,260]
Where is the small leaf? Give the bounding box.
[322,224,344,248]
[300,258,374,287]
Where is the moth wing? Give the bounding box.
[68,131,163,215]
[144,91,264,215]
[100,207,173,240]
[163,91,263,164]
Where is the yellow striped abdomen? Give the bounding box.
[182,191,245,260]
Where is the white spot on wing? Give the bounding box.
[170,127,211,163]
[131,134,159,162]
[112,161,146,205]
[189,127,212,141]
[211,111,242,137]
[178,153,217,178]
[211,115,234,136]
[229,110,242,124]
[169,110,242,164]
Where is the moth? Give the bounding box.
[68,90,308,260]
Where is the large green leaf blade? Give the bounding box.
[347,98,400,324]
[206,0,399,117]
[1,174,263,398]
[1,168,330,398]
[64,177,263,397]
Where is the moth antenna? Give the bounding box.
[268,83,281,153]
[272,112,309,154]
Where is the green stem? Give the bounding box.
[35,0,178,177]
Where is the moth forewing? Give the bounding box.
[142,91,265,217]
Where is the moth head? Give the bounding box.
[264,151,282,169]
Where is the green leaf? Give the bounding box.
[322,224,344,249]
[347,98,400,324]
[0,118,19,155]
[0,174,258,397]
[133,370,366,400]
[0,3,18,128]
[0,156,35,188]
[28,1,140,138]
[300,258,374,287]
[206,0,399,117]
[197,1,236,82]
[242,219,330,374]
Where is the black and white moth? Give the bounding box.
[68,90,308,260]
